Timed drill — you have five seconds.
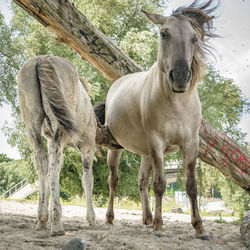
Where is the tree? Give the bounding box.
[0,13,23,110]
[199,67,250,142]
[0,154,27,195]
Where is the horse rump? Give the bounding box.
[36,56,79,141]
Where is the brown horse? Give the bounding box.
[18,55,96,235]
[95,0,218,239]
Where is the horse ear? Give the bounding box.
[141,10,165,25]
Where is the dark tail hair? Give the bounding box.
[94,102,106,125]
[36,56,79,140]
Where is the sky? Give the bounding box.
[0,0,249,160]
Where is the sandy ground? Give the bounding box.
[0,200,246,250]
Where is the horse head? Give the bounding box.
[142,0,219,93]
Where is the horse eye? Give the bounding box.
[160,32,169,39]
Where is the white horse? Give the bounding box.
[95,0,218,239]
[18,55,96,235]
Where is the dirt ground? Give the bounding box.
[0,200,246,250]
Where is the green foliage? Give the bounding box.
[214,211,227,224]
[0,156,27,195]
[58,147,141,202]
[2,113,32,158]
[198,66,250,142]
[60,147,83,197]
[218,177,250,217]
[0,153,11,163]
[0,12,23,110]
[75,0,164,42]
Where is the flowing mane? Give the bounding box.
[172,0,220,85]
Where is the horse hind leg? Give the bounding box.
[25,121,49,230]
[47,131,65,235]
[106,149,121,224]
[138,155,153,227]
[18,56,49,230]
[29,130,50,230]
[79,139,96,226]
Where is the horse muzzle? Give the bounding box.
[168,64,192,93]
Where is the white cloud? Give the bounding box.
[0,0,13,23]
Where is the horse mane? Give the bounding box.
[172,0,220,85]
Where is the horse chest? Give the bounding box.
[144,104,199,146]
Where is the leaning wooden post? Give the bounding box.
[13,0,250,193]
[13,0,141,82]
[199,120,250,194]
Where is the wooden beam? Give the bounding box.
[13,0,141,82]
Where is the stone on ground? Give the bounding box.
[240,210,250,248]
[62,238,86,250]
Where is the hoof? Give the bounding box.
[35,222,47,230]
[153,217,163,231]
[144,224,153,229]
[153,223,163,231]
[106,214,114,225]
[87,210,96,226]
[51,230,65,236]
[51,222,65,236]
[195,233,210,240]
[105,220,114,225]
[143,216,153,227]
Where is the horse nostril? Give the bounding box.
[169,70,175,83]
[187,70,192,82]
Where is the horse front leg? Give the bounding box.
[148,140,166,231]
[138,155,153,227]
[181,141,209,240]
[79,139,96,226]
[106,149,121,224]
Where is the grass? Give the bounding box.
[214,211,227,224]
[61,196,178,212]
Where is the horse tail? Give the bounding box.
[94,102,106,125]
[36,56,79,141]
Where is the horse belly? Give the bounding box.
[108,118,149,155]
[119,134,149,155]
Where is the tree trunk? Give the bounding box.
[13,0,250,194]
[199,120,250,194]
